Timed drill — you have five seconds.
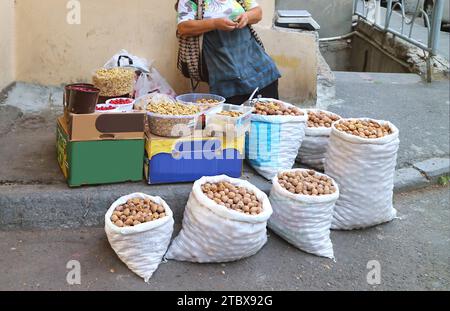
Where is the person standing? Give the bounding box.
[176,0,281,104]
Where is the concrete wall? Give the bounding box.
[320,40,353,72]
[0,0,15,90]
[258,27,317,104]
[14,0,190,92]
[13,0,317,104]
[319,35,410,73]
[276,0,354,38]
[350,35,410,73]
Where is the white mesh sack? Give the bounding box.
[296,109,342,170]
[325,119,400,230]
[269,169,339,259]
[246,99,307,180]
[165,175,273,263]
[105,193,174,282]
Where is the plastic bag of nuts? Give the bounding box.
[268,169,339,259]
[165,175,273,263]
[104,193,174,282]
[296,109,342,170]
[325,118,400,230]
[93,68,136,97]
[246,98,307,180]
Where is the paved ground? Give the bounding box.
[0,73,448,290]
[0,186,448,291]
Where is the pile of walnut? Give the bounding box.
[307,111,340,128]
[278,170,337,196]
[217,111,243,117]
[111,197,166,227]
[335,119,392,139]
[202,182,263,215]
[254,101,303,116]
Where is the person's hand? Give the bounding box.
[214,18,238,31]
[236,12,249,29]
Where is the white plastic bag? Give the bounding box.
[165,175,273,263]
[296,109,341,171]
[134,73,158,99]
[105,193,174,282]
[147,68,177,98]
[134,70,177,98]
[268,169,339,259]
[246,99,307,180]
[104,49,150,73]
[325,119,400,230]
[103,49,176,98]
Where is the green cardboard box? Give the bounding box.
[57,116,144,187]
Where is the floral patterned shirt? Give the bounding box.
[177,0,259,24]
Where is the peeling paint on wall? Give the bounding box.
[271,54,301,69]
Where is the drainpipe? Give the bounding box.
[318,32,356,42]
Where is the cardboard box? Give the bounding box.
[65,111,145,141]
[57,116,144,187]
[144,131,244,184]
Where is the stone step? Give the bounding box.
[0,167,272,230]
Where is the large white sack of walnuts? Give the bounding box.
[296,109,342,170]
[269,169,339,259]
[165,175,273,263]
[105,193,174,282]
[325,119,400,230]
[246,99,307,180]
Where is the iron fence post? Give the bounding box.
[385,0,393,30]
[429,0,444,55]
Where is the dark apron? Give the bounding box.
[203,27,281,98]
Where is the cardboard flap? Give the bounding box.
[96,113,145,133]
[67,112,145,141]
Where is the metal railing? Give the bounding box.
[353,0,445,81]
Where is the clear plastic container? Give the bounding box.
[147,112,200,137]
[176,93,225,111]
[205,104,254,136]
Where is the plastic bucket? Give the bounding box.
[67,85,100,114]
[64,83,95,118]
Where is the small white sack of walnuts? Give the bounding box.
[296,109,341,171]
[325,119,400,230]
[165,175,273,263]
[246,99,307,180]
[269,170,339,259]
[105,193,174,282]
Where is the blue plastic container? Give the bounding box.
[144,133,245,184]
